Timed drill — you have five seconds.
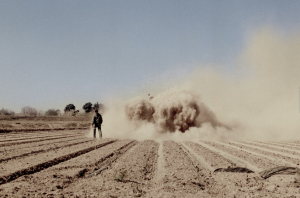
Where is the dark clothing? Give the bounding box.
[92,113,103,127]
[92,112,103,138]
[93,125,101,130]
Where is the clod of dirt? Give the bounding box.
[132,183,144,197]
[114,170,127,182]
[76,168,88,178]
[214,166,254,173]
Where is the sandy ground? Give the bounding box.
[0,130,300,197]
[0,116,91,132]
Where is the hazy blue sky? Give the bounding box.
[1,0,300,112]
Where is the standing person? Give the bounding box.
[92,109,103,138]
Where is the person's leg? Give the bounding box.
[93,128,96,138]
[98,126,102,138]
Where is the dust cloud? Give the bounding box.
[126,98,155,123]
[125,91,224,133]
[102,28,300,141]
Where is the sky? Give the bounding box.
[1,0,300,112]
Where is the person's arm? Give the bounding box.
[92,115,95,125]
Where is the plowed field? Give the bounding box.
[0,130,300,197]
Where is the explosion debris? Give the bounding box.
[126,98,155,122]
[125,91,222,133]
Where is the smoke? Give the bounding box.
[102,28,300,141]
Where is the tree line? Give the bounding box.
[0,102,104,116]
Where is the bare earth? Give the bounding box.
[0,129,299,198]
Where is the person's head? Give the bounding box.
[95,109,98,113]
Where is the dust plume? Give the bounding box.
[126,98,155,122]
[102,28,300,141]
[125,91,224,133]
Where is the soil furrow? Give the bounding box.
[0,133,84,143]
[182,141,234,171]
[0,140,136,197]
[280,140,300,144]
[0,132,53,139]
[0,139,116,185]
[0,127,88,133]
[242,141,300,159]
[0,132,86,141]
[180,142,212,173]
[60,141,211,198]
[248,141,300,157]
[0,130,84,138]
[0,131,81,138]
[156,141,164,180]
[53,140,136,171]
[231,141,300,165]
[0,136,85,153]
[106,140,159,184]
[25,140,139,198]
[262,141,300,150]
[0,139,115,176]
[0,134,83,147]
[143,144,158,181]
[220,142,288,167]
[0,139,95,163]
[85,140,138,178]
[156,141,209,195]
[271,141,300,148]
[198,141,262,172]
[287,142,300,146]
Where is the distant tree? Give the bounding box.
[72,110,79,116]
[64,104,75,113]
[83,102,93,113]
[56,109,61,116]
[45,109,59,116]
[0,108,15,116]
[37,110,45,116]
[21,106,38,116]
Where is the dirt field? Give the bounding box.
[0,128,300,197]
[0,116,91,133]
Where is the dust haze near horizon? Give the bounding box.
[1,1,300,141]
[102,28,300,141]
[1,1,300,112]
